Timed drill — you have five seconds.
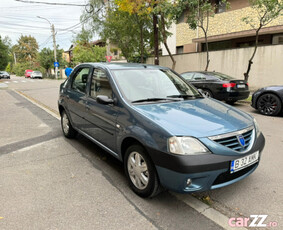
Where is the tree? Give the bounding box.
[116,0,177,69]
[38,48,54,75]
[0,36,10,70]
[73,27,93,46]
[101,6,152,62]
[177,0,228,71]
[13,35,39,67]
[242,0,283,81]
[72,44,106,64]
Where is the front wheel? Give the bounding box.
[124,145,160,198]
[257,93,282,116]
[61,110,77,138]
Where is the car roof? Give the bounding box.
[181,71,219,75]
[81,62,168,70]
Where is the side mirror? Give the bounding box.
[96,95,115,105]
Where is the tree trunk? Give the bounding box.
[203,29,210,71]
[161,16,176,70]
[153,13,159,65]
[244,26,262,81]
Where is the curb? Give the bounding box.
[13,89,60,121]
[173,193,248,230]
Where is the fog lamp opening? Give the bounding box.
[186,178,192,187]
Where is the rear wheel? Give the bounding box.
[257,93,282,116]
[124,145,160,198]
[61,110,77,138]
[201,89,213,98]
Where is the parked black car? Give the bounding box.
[0,71,10,79]
[180,71,249,104]
[251,85,283,116]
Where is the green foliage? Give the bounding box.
[72,44,106,64]
[73,27,93,45]
[242,0,283,29]
[12,62,31,76]
[0,36,10,70]
[13,35,39,63]
[5,62,12,72]
[38,48,53,72]
[101,7,152,61]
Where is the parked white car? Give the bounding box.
[31,71,43,79]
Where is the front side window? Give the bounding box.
[112,69,201,102]
[90,68,113,99]
[71,67,90,94]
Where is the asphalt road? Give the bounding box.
[1,75,282,229]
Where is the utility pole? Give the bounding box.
[105,0,111,57]
[37,16,58,79]
[51,24,58,79]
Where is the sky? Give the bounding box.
[0,0,90,51]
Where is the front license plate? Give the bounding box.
[230,151,259,174]
[237,84,246,88]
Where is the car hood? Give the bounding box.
[134,98,254,138]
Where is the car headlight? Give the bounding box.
[168,137,210,155]
[253,118,261,137]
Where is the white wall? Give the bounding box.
[148,45,283,90]
[161,23,176,56]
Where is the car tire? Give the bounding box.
[201,89,213,98]
[61,110,77,138]
[124,144,160,198]
[257,93,282,116]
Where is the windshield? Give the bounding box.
[33,71,41,74]
[112,69,201,103]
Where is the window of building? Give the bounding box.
[216,0,226,13]
[176,46,184,54]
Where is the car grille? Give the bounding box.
[209,126,254,153]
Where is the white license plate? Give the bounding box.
[230,151,259,173]
[237,84,246,88]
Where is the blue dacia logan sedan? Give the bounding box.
[58,63,265,198]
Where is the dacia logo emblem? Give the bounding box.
[237,135,245,147]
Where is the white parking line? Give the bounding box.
[21,80,27,83]
[5,81,10,84]
[13,81,18,83]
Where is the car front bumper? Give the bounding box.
[147,132,265,193]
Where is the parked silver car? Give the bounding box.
[31,71,42,79]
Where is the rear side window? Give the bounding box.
[90,69,112,99]
[181,72,194,80]
[71,67,90,94]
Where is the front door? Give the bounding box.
[66,66,90,129]
[83,68,118,152]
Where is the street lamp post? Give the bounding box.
[37,16,58,79]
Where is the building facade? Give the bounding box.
[163,0,283,55]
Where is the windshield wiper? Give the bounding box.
[167,94,203,98]
[131,97,182,103]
